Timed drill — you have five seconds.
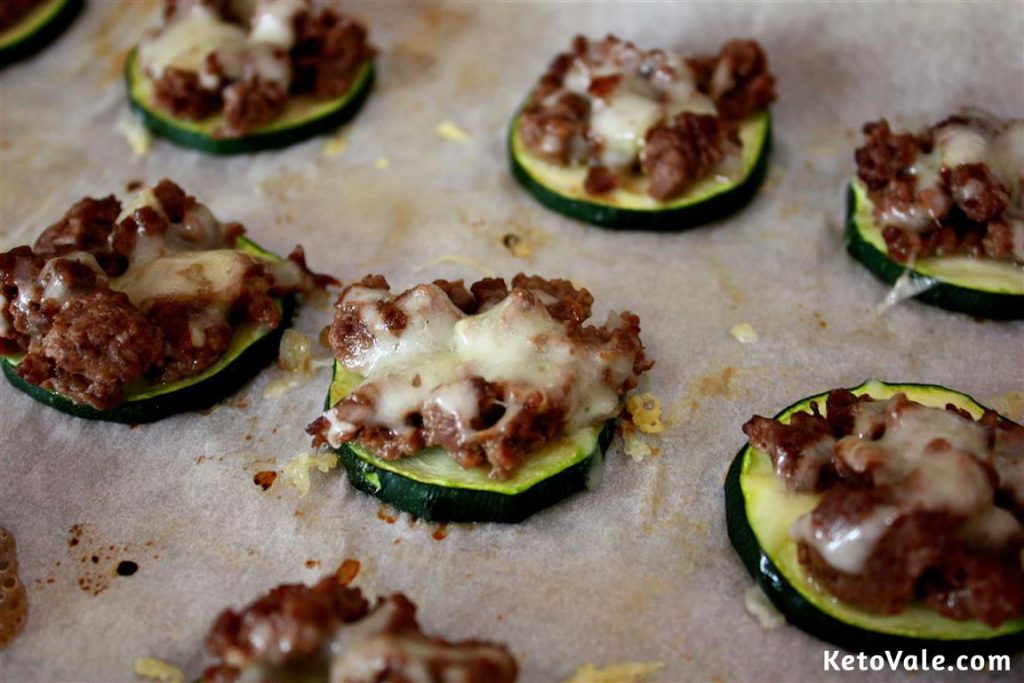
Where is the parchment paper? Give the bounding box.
[2,1,1023,681]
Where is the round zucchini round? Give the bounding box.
[0,0,81,67]
[325,362,614,523]
[845,182,1024,320]
[1,239,296,424]
[508,110,772,231]
[124,49,375,155]
[725,378,1024,654]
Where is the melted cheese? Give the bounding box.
[554,39,719,169]
[112,250,254,310]
[322,285,637,457]
[139,7,247,79]
[791,396,1022,575]
[329,598,513,683]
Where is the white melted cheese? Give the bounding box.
[250,0,305,46]
[328,598,511,683]
[934,117,1024,205]
[141,2,295,90]
[556,40,718,169]
[139,7,247,79]
[112,249,254,310]
[322,285,635,455]
[792,396,1023,575]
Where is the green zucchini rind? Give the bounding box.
[1,238,296,424]
[845,182,1024,320]
[0,0,81,67]
[325,362,614,523]
[725,379,1024,654]
[124,48,375,155]
[508,111,771,231]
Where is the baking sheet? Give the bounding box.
[2,1,1023,681]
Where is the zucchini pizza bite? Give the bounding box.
[307,274,653,523]
[126,0,374,154]
[199,572,518,682]
[509,35,775,230]
[0,179,329,422]
[848,113,1024,319]
[726,379,1024,652]
[0,0,81,67]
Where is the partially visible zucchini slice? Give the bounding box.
[0,0,81,67]
[725,379,1024,653]
[508,111,771,231]
[325,362,613,523]
[845,181,1024,319]
[1,238,295,424]
[124,49,375,155]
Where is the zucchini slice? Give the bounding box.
[124,49,375,155]
[1,238,295,424]
[325,362,614,523]
[0,0,81,67]
[508,111,771,231]
[845,181,1024,319]
[725,379,1024,653]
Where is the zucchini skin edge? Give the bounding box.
[508,113,772,232]
[334,421,614,524]
[844,184,1024,320]
[125,50,375,155]
[0,0,82,68]
[1,294,295,424]
[724,381,1024,654]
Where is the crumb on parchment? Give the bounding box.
[565,661,665,683]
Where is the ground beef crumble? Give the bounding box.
[744,390,1024,626]
[518,34,775,200]
[0,179,319,410]
[201,575,517,682]
[854,114,1024,264]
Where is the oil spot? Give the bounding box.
[305,559,320,570]
[695,366,739,399]
[431,524,450,541]
[377,506,398,524]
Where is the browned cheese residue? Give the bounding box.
[0,527,28,648]
[254,471,278,491]
[431,523,450,541]
[336,559,361,586]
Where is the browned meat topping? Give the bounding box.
[141,0,373,137]
[0,0,40,32]
[0,180,320,409]
[854,113,1024,264]
[309,274,652,478]
[643,113,728,201]
[201,575,517,683]
[744,390,1024,626]
[518,34,775,200]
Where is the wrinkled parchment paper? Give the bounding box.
[2,1,1023,681]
